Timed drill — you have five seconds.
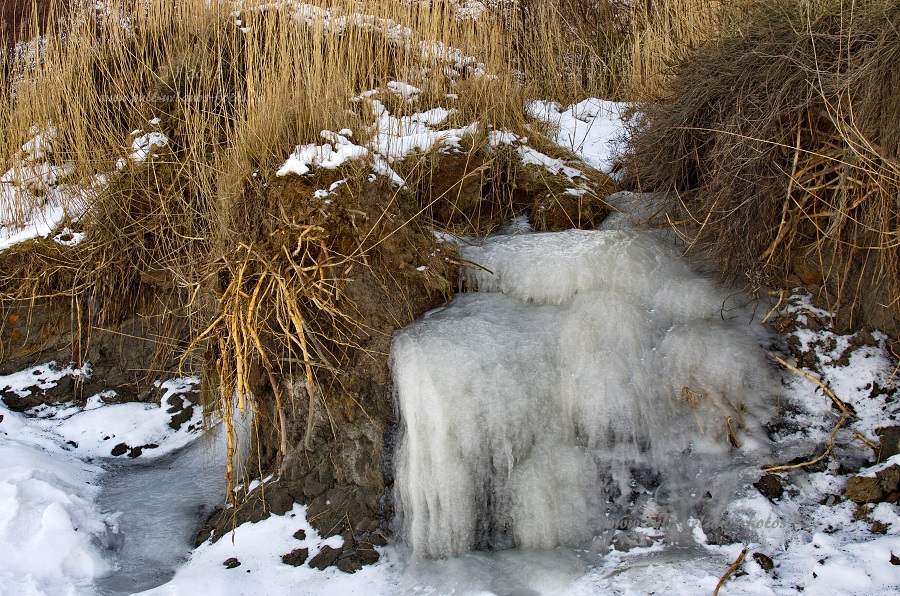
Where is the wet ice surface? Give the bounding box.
[95,434,228,595]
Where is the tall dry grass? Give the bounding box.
[625,0,900,333]
[0,0,594,489]
[0,0,744,490]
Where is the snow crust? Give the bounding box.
[393,228,779,558]
[1,365,203,460]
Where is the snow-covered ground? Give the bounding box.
[1,92,899,595]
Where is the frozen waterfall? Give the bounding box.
[392,227,779,558]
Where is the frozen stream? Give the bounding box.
[95,434,228,594]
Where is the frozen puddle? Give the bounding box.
[393,225,781,557]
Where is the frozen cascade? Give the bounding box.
[392,227,780,558]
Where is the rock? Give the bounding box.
[792,257,823,286]
[223,557,241,569]
[308,545,342,570]
[753,552,774,572]
[168,404,194,430]
[356,543,380,565]
[876,427,900,463]
[281,548,309,567]
[336,555,363,574]
[612,532,654,552]
[293,529,306,541]
[846,476,884,503]
[846,464,900,503]
[111,443,128,456]
[754,474,785,502]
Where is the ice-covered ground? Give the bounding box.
[1,93,899,595]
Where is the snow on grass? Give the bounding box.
[276,131,369,177]
[528,98,629,176]
[0,126,93,253]
[129,131,170,163]
[276,94,477,187]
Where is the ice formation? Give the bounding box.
[392,228,780,558]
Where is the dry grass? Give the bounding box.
[513,0,750,100]
[625,0,900,333]
[0,0,623,497]
[0,0,744,497]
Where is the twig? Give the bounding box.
[768,353,852,416]
[852,429,877,450]
[764,353,852,473]
[713,546,748,596]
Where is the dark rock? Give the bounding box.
[306,487,377,538]
[876,427,900,463]
[851,329,879,349]
[753,552,774,572]
[111,443,128,456]
[168,404,194,431]
[892,552,900,566]
[293,529,306,541]
[336,554,363,574]
[847,477,884,503]
[223,557,241,569]
[356,543,380,565]
[754,474,785,502]
[128,446,143,458]
[786,335,819,370]
[846,465,900,503]
[308,545,342,570]
[281,548,309,567]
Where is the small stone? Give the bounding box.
[168,405,194,431]
[367,531,388,547]
[308,545,342,570]
[871,521,889,534]
[336,555,363,574]
[281,548,309,567]
[223,557,241,569]
[846,465,900,504]
[847,477,883,503]
[356,544,380,565]
[111,443,128,456]
[293,529,306,541]
[753,552,774,572]
[877,427,900,463]
[892,552,900,566]
[754,474,784,502]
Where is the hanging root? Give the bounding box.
[180,223,365,499]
